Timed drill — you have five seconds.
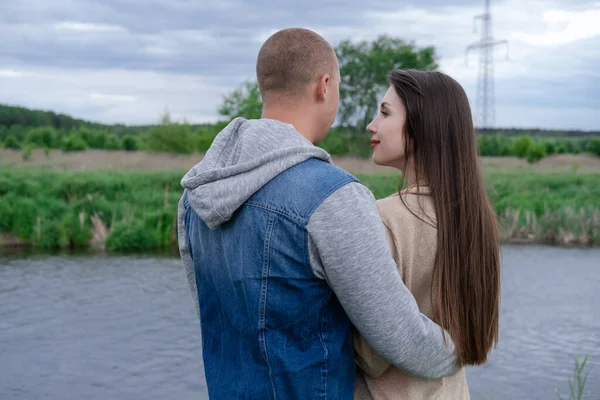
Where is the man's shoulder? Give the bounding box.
[277,158,361,194]
[298,158,359,180]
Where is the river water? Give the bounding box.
[1,245,598,399]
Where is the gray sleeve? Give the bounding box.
[307,182,459,379]
[178,194,200,318]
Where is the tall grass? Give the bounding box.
[0,170,182,251]
[0,169,598,251]
[555,355,591,400]
[357,172,600,246]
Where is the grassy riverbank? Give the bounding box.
[361,172,600,246]
[0,167,598,251]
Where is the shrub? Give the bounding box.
[527,142,547,163]
[195,127,218,152]
[565,140,583,154]
[4,135,20,150]
[22,145,33,161]
[34,219,67,249]
[62,211,92,248]
[513,135,533,158]
[544,141,557,155]
[478,135,514,157]
[319,131,350,155]
[62,135,88,152]
[76,128,103,149]
[25,127,56,148]
[122,135,139,151]
[587,137,600,157]
[106,221,161,251]
[0,196,14,231]
[144,123,195,154]
[11,198,39,241]
[143,209,175,247]
[105,134,122,150]
[89,130,110,149]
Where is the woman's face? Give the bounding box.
[366,86,408,170]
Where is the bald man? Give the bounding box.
[178,28,458,399]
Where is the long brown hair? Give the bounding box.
[389,69,500,366]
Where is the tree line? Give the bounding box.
[1,35,599,159]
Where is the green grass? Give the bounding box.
[0,169,183,251]
[555,355,591,400]
[1,168,599,251]
[358,172,600,245]
[357,172,600,211]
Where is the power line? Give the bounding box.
[466,0,508,130]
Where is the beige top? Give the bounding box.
[353,186,469,400]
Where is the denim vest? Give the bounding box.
[183,158,359,399]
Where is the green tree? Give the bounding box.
[477,135,494,156]
[336,35,438,131]
[513,135,533,158]
[4,135,21,150]
[122,135,139,151]
[194,126,219,152]
[544,141,557,155]
[143,112,195,154]
[0,125,8,141]
[557,143,568,154]
[85,129,109,149]
[62,135,88,152]
[527,142,546,163]
[8,124,26,141]
[25,127,56,148]
[105,134,122,150]
[218,81,263,120]
[76,127,96,148]
[587,137,600,157]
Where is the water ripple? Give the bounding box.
[1,246,599,400]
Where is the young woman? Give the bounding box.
[353,69,501,399]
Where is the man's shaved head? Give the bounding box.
[256,28,338,103]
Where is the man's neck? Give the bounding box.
[262,107,317,144]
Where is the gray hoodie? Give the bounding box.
[178,117,458,379]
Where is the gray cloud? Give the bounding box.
[0,0,598,129]
[0,0,486,74]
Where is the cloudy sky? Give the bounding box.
[1,0,598,130]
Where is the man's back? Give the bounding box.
[178,117,459,399]
[182,158,358,399]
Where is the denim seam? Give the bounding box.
[258,213,277,400]
[246,202,306,225]
[306,175,359,217]
[319,294,332,399]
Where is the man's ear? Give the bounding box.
[316,74,330,102]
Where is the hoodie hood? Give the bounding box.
[181,117,332,228]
